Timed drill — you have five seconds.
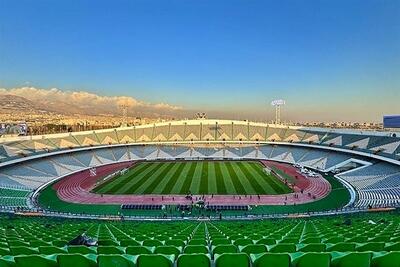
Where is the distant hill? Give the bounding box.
[0,89,185,118]
[0,95,45,113]
[0,94,115,115]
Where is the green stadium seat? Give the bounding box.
[301,237,321,244]
[165,239,186,247]
[369,236,391,243]
[173,235,188,242]
[384,242,400,251]
[0,248,10,256]
[8,241,29,247]
[281,238,299,244]
[136,254,175,267]
[57,254,97,267]
[120,239,141,247]
[154,245,182,257]
[30,240,51,247]
[211,239,231,246]
[142,239,163,247]
[356,242,385,252]
[38,246,67,254]
[239,244,267,255]
[290,252,331,267]
[52,240,68,247]
[250,234,263,241]
[330,252,372,267]
[98,240,119,246]
[67,246,97,254]
[126,246,154,255]
[269,234,283,240]
[97,246,125,255]
[347,237,368,243]
[14,255,58,267]
[157,235,171,242]
[327,242,356,252]
[268,243,297,253]
[184,245,208,254]
[0,256,16,267]
[228,235,243,240]
[324,237,345,244]
[177,254,211,267]
[255,238,276,245]
[390,237,400,243]
[234,239,253,246]
[97,254,137,267]
[250,252,290,267]
[40,237,56,243]
[371,251,400,267]
[189,239,207,246]
[9,247,39,256]
[214,253,250,267]
[192,236,205,239]
[212,245,238,255]
[297,243,326,252]
[134,236,148,242]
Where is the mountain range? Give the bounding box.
[0,87,184,118]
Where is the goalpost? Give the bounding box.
[263,166,272,175]
[120,168,128,176]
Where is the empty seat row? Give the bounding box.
[1,251,400,267]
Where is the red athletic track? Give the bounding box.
[53,161,331,206]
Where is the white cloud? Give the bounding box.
[0,87,183,115]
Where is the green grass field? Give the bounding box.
[92,161,292,195]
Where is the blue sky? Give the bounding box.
[0,0,399,121]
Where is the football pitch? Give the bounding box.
[92,161,293,195]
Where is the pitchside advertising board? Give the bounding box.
[383,115,400,128]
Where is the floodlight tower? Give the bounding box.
[119,104,128,127]
[271,99,285,125]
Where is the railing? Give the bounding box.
[1,204,398,221]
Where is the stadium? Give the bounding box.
[1,0,400,265]
[0,119,399,266]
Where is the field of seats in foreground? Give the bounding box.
[0,212,399,267]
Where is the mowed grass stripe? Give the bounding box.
[214,162,228,194]
[133,163,174,194]
[237,162,271,194]
[95,163,149,194]
[160,162,186,194]
[99,163,150,194]
[170,162,193,194]
[226,162,256,195]
[148,162,182,194]
[230,162,259,195]
[248,162,292,194]
[189,162,203,193]
[219,163,238,194]
[199,162,209,194]
[242,162,279,194]
[120,162,169,194]
[207,162,218,194]
[179,162,197,194]
[115,163,161,194]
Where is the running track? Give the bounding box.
[53,160,331,205]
